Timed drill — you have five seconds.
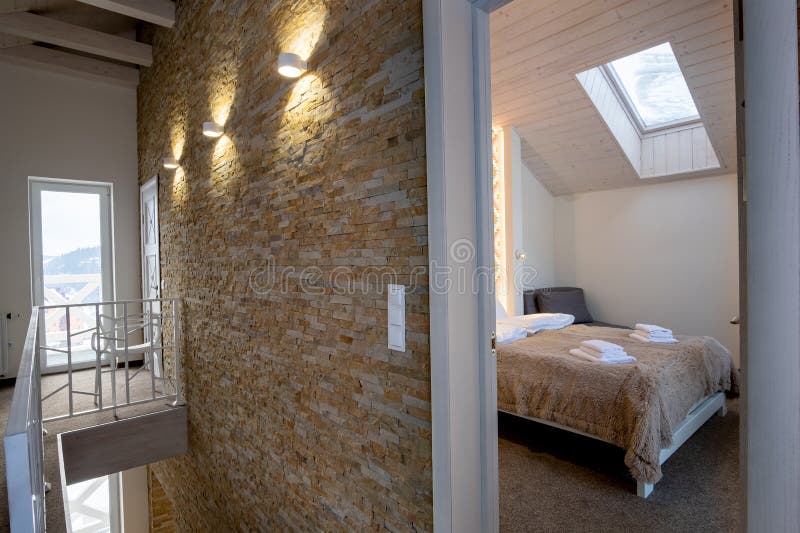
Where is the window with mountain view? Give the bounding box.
[30,180,113,370]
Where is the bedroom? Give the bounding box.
[487,0,741,530]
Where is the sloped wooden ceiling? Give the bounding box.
[490,0,736,196]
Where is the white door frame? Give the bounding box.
[424,0,800,531]
[423,1,501,531]
[28,177,115,374]
[741,0,800,529]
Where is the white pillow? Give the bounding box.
[496,322,527,344]
[498,313,575,333]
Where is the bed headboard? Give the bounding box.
[523,290,538,315]
[523,287,594,324]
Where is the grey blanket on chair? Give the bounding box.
[496,324,739,484]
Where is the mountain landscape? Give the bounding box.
[43,246,101,275]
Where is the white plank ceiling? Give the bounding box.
[490,0,737,196]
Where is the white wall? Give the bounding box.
[520,164,555,290]
[0,62,139,378]
[502,127,525,314]
[553,175,740,364]
[499,128,556,311]
[120,467,149,533]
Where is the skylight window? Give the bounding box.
[606,42,699,131]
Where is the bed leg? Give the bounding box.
[716,402,727,417]
[637,481,654,498]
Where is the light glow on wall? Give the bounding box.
[212,134,235,163]
[275,4,330,128]
[171,165,186,203]
[283,73,326,115]
[281,2,328,62]
[169,125,187,202]
[210,79,236,127]
[206,59,238,178]
[492,127,509,312]
[171,136,184,162]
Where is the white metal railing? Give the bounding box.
[4,307,45,532]
[4,297,184,532]
[39,297,184,421]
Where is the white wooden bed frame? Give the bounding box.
[500,391,727,498]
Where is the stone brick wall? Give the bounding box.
[148,466,175,533]
[137,1,431,530]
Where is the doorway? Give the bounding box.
[64,472,121,533]
[28,178,115,373]
[139,175,161,378]
[487,0,742,527]
[422,0,800,531]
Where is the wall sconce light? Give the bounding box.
[277,52,307,78]
[162,156,179,169]
[202,121,224,138]
[515,249,527,262]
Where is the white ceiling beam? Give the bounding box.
[0,11,152,65]
[75,0,175,28]
[0,43,139,87]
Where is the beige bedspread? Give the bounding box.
[496,324,739,484]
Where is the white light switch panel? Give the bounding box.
[387,284,406,352]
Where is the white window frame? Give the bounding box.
[601,43,701,135]
[28,177,116,374]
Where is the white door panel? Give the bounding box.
[140,176,162,378]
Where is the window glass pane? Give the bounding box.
[608,42,699,128]
[66,475,113,532]
[40,190,103,366]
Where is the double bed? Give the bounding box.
[497,289,739,498]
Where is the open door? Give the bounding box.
[732,3,748,520]
[139,176,161,378]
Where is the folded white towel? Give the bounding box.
[569,348,636,364]
[635,323,672,335]
[639,331,675,340]
[582,345,629,359]
[629,332,678,344]
[580,339,626,355]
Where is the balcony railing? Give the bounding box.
[38,297,184,421]
[4,297,184,532]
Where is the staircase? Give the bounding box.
[3,298,188,532]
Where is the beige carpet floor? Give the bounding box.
[499,399,740,533]
[1,365,171,532]
[2,370,739,532]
